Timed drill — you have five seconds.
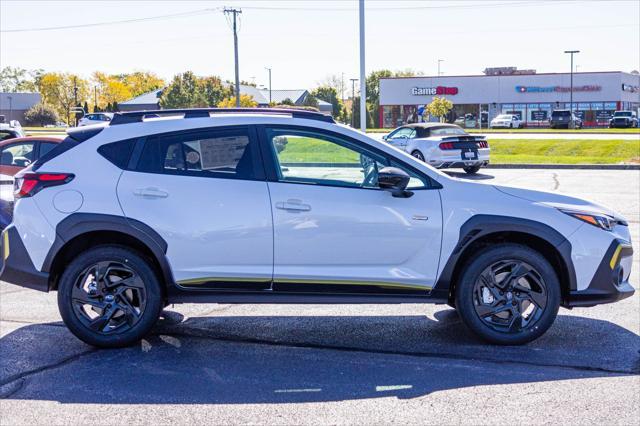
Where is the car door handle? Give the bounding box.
[133,187,169,199]
[276,200,311,212]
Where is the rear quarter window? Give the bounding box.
[97,139,137,169]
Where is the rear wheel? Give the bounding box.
[455,244,560,345]
[463,165,482,174]
[411,150,425,162]
[58,246,163,348]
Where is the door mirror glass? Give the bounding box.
[378,167,412,198]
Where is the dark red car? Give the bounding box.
[1,136,64,229]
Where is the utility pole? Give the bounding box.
[73,77,78,126]
[438,59,444,76]
[350,78,358,128]
[224,7,242,107]
[564,50,579,129]
[265,67,272,104]
[358,0,366,132]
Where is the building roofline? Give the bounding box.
[380,71,631,80]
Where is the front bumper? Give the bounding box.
[565,240,634,307]
[0,226,50,292]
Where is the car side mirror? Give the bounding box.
[382,135,388,141]
[378,167,413,198]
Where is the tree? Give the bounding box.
[352,97,373,129]
[119,71,164,97]
[37,73,89,125]
[159,71,208,109]
[23,103,58,126]
[279,98,295,106]
[200,76,233,107]
[312,85,344,120]
[301,93,318,108]
[0,67,43,92]
[92,72,132,108]
[218,94,258,108]
[426,96,453,122]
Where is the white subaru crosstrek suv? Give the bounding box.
[0,108,634,348]
[382,123,489,174]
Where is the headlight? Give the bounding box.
[560,209,616,231]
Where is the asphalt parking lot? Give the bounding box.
[1,168,638,425]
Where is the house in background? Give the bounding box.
[119,85,333,115]
[0,93,41,123]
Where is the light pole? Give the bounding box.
[350,78,358,128]
[265,67,272,105]
[438,59,444,76]
[564,50,579,129]
[358,0,366,132]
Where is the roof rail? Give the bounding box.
[109,107,335,126]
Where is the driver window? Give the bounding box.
[0,142,35,167]
[267,129,386,189]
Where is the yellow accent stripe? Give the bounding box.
[610,245,622,270]
[178,277,271,286]
[2,232,9,261]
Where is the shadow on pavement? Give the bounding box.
[1,311,638,404]
[444,171,494,180]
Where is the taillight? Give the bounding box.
[439,142,455,150]
[476,141,489,148]
[14,173,74,199]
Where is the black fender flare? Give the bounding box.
[433,214,577,295]
[42,213,174,289]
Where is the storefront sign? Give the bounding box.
[596,110,614,120]
[515,85,601,93]
[530,110,548,121]
[411,86,459,96]
[622,83,639,93]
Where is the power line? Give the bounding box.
[0,8,220,33]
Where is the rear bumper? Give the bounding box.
[565,240,634,307]
[0,226,50,292]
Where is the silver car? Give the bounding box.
[382,123,490,174]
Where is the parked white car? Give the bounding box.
[490,114,523,129]
[78,113,113,127]
[0,108,633,348]
[383,123,489,174]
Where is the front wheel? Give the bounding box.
[58,246,164,348]
[455,244,560,345]
[411,150,425,162]
[463,165,482,174]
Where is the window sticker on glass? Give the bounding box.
[198,136,249,171]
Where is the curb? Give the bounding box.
[486,164,640,170]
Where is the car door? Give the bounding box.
[117,125,274,289]
[261,126,442,294]
[386,127,415,151]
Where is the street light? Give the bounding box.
[265,67,272,105]
[564,50,580,129]
[438,59,444,76]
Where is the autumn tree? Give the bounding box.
[426,96,453,122]
[218,94,258,108]
[37,73,89,125]
[0,67,43,92]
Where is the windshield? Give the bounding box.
[614,112,632,117]
[495,115,512,120]
[552,110,571,117]
[430,126,467,136]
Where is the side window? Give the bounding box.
[266,128,428,190]
[136,128,259,180]
[39,142,58,158]
[84,115,94,121]
[390,127,413,139]
[0,143,35,167]
[98,139,137,169]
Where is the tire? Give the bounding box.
[463,165,481,174]
[411,150,425,162]
[454,244,560,345]
[58,245,164,348]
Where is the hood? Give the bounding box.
[493,184,624,220]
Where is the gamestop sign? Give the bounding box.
[411,86,459,96]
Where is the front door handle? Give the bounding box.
[134,187,169,199]
[276,199,311,212]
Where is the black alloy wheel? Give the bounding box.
[455,244,560,345]
[58,246,163,348]
[472,260,547,334]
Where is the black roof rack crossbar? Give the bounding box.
[109,108,335,125]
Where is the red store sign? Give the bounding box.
[411,86,459,96]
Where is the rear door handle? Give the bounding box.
[134,187,169,199]
[276,199,311,212]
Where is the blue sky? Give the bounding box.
[1,0,638,92]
